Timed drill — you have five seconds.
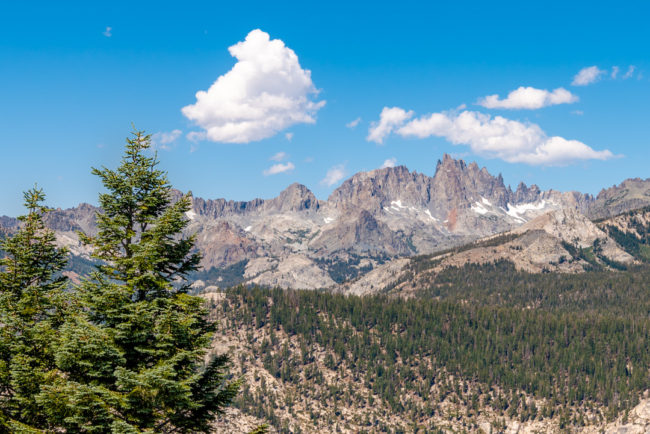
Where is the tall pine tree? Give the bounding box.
[0,187,69,432]
[39,130,239,432]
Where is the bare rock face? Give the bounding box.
[589,178,650,219]
[310,210,412,256]
[266,182,321,213]
[328,165,432,214]
[427,208,635,276]
[430,154,510,211]
[339,258,410,296]
[514,208,635,264]
[248,254,336,290]
[0,215,18,236]
[44,203,98,235]
[191,220,259,269]
[433,229,585,274]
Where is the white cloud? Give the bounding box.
[285,132,294,141]
[611,66,620,79]
[572,66,606,86]
[103,26,112,37]
[367,107,413,144]
[477,86,578,110]
[320,164,347,186]
[571,110,584,116]
[182,29,325,144]
[380,158,397,168]
[263,162,295,176]
[151,129,182,150]
[368,108,614,166]
[346,117,361,128]
[186,131,204,142]
[623,65,636,79]
[270,151,288,162]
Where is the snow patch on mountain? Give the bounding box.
[505,200,551,222]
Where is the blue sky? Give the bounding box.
[1,1,649,216]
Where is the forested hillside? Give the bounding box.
[209,261,650,432]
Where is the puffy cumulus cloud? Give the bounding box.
[151,129,182,150]
[270,151,288,162]
[182,29,325,143]
[346,117,361,128]
[320,164,347,187]
[511,137,615,165]
[572,66,606,86]
[367,107,413,144]
[380,158,397,168]
[477,86,578,110]
[368,108,613,166]
[263,162,295,176]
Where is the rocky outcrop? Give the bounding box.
[248,254,336,290]
[191,220,260,269]
[589,178,650,219]
[310,210,412,256]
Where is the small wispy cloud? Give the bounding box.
[346,117,361,128]
[263,162,295,176]
[270,151,288,162]
[187,131,205,142]
[152,129,182,150]
[623,65,636,79]
[285,132,294,141]
[380,158,397,168]
[571,110,584,116]
[320,164,347,186]
[572,66,606,86]
[574,65,639,86]
[103,26,112,37]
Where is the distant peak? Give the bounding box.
[273,182,319,212]
[435,154,470,176]
[281,182,311,193]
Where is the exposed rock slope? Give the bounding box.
[345,207,644,296]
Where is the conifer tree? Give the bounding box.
[40,130,239,432]
[0,187,69,431]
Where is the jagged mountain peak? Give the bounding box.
[269,182,320,212]
[435,153,466,171]
[431,154,510,210]
[327,164,431,212]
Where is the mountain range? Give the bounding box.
[2,154,649,290]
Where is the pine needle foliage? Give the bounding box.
[40,130,239,433]
[0,187,69,432]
